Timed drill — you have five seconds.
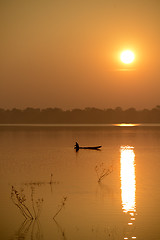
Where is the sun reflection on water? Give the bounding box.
[113,123,140,127]
[120,146,136,213]
[120,146,136,239]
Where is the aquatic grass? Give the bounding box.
[30,186,43,220]
[11,186,43,220]
[53,196,67,219]
[11,180,67,221]
[11,175,67,239]
[95,162,113,183]
[11,186,33,220]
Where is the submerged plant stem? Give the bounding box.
[53,197,67,219]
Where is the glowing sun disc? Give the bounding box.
[120,50,135,64]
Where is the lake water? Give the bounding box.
[0,124,160,240]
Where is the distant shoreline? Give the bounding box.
[1,123,160,127]
[1,106,160,124]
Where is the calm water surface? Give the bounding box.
[0,124,160,240]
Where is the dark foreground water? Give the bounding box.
[0,124,160,240]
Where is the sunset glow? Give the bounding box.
[120,50,135,64]
[1,1,160,109]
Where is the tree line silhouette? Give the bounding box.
[0,106,160,124]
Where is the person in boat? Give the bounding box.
[75,142,79,149]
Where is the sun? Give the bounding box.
[120,50,135,64]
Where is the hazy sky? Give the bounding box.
[1,0,160,110]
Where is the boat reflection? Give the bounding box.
[120,146,136,239]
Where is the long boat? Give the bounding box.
[78,146,102,150]
[74,143,102,151]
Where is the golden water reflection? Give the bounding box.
[113,123,140,127]
[120,146,136,239]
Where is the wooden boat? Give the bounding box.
[78,146,102,150]
[74,142,102,151]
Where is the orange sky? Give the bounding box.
[1,0,160,110]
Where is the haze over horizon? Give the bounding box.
[1,0,160,110]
